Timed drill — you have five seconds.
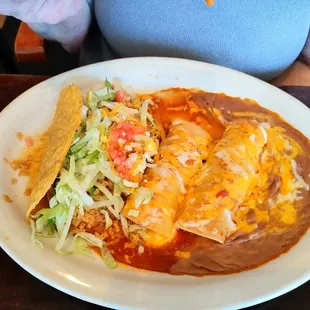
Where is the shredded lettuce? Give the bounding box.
[74,126,83,141]
[80,169,99,191]
[113,196,125,215]
[81,105,88,120]
[31,78,159,267]
[69,155,76,175]
[73,232,103,248]
[101,247,117,269]
[140,99,151,124]
[71,231,117,269]
[35,204,67,235]
[87,85,115,111]
[63,233,102,259]
[95,182,114,200]
[86,109,101,131]
[128,209,140,217]
[88,186,99,197]
[55,172,94,207]
[94,87,115,102]
[30,219,44,248]
[55,203,76,252]
[97,158,121,183]
[78,205,84,216]
[104,78,113,89]
[70,128,100,154]
[120,214,129,237]
[87,91,98,111]
[100,209,113,229]
[114,181,131,196]
[123,180,139,188]
[134,187,153,208]
[100,101,138,117]
[49,195,58,208]
[128,224,146,233]
[71,237,94,258]
[102,117,112,127]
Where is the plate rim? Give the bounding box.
[2,233,310,310]
[0,56,309,310]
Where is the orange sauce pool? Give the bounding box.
[145,88,225,139]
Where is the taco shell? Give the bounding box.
[27,84,83,218]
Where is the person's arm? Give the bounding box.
[272,31,310,87]
[0,0,93,52]
[302,31,310,65]
[271,61,310,86]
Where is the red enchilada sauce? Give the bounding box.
[35,197,197,273]
[105,228,196,273]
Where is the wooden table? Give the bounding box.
[0,74,309,310]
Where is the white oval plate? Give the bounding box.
[0,58,309,310]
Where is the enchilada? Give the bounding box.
[175,119,267,243]
[122,120,212,237]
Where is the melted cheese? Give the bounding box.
[236,125,308,235]
[138,226,176,248]
[290,159,309,191]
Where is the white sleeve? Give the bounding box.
[0,0,93,52]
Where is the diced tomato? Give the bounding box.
[115,90,126,103]
[113,157,122,166]
[24,137,33,148]
[124,158,133,169]
[107,122,149,180]
[126,129,134,141]
[186,159,195,165]
[117,165,126,173]
[216,189,229,198]
[116,165,131,179]
[110,122,147,146]
[110,122,136,143]
[110,130,119,141]
[133,126,147,135]
[109,149,118,160]
[115,151,122,158]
